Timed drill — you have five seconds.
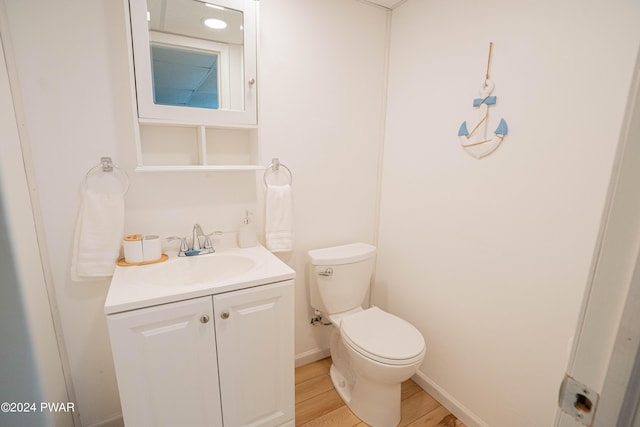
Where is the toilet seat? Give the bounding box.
[340,307,425,366]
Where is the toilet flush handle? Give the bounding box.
[318,268,333,276]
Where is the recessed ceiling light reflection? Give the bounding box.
[203,18,227,30]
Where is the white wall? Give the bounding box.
[376,1,640,427]
[2,0,387,424]
[258,0,388,363]
[2,1,134,424]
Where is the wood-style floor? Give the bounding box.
[295,358,467,427]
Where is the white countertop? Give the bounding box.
[104,245,296,314]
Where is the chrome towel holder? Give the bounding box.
[84,156,129,194]
[263,158,292,186]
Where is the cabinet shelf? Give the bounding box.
[136,165,265,172]
[138,117,258,130]
[136,122,259,171]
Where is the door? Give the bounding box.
[214,280,295,427]
[107,296,222,427]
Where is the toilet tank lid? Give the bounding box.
[308,243,376,265]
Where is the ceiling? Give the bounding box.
[148,0,244,44]
[364,0,405,9]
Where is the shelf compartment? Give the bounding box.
[137,122,259,171]
[140,125,199,166]
[205,127,257,166]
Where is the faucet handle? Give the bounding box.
[202,231,222,251]
[166,236,189,253]
[203,237,213,250]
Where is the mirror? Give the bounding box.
[147,0,244,110]
[128,0,257,126]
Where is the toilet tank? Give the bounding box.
[308,243,377,315]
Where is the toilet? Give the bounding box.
[308,243,426,427]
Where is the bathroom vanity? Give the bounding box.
[104,245,296,427]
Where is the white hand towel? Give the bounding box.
[265,184,294,253]
[70,189,125,281]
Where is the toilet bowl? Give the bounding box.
[308,243,426,427]
[331,307,425,427]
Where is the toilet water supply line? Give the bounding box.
[310,309,332,326]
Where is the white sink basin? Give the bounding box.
[105,245,296,314]
[143,253,258,286]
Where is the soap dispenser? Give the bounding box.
[238,210,257,248]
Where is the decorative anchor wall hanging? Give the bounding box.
[458,42,508,159]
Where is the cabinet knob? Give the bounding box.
[220,311,230,320]
[248,78,256,86]
[200,314,210,324]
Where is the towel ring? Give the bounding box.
[83,157,129,195]
[263,158,292,186]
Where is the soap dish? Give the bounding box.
[117,253,169,267]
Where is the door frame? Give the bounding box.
[556,45,640,426]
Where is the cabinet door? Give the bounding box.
[107,297,222,427]
[128,0,258,126]
[214,280,294,427]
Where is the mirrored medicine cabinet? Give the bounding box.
[126,0,259,171]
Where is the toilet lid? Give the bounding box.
[340,307,425,365]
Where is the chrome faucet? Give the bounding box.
[192,223,206,250]
[168,225,221,256]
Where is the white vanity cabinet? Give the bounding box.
[107,296,222,427]
[107,280,294,427]
[214,281,295,427]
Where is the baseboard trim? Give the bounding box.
[411,370,488,427]
[295,347,330,367]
